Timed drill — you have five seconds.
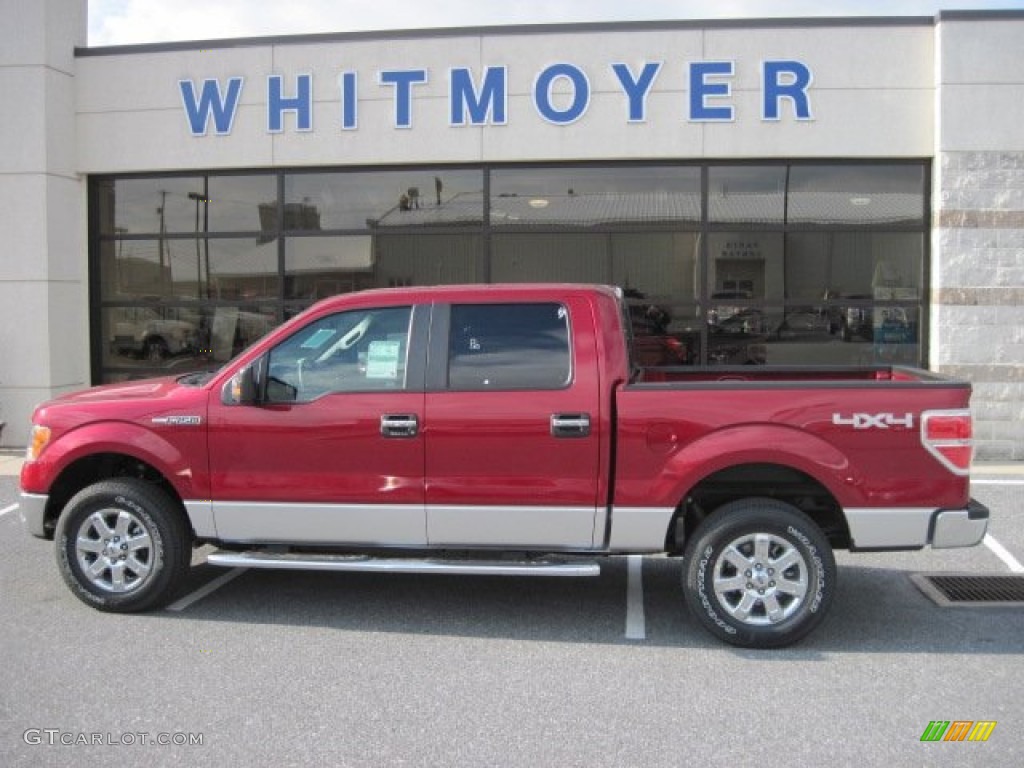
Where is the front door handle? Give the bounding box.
[381,414,419,438]
[551,413,591,438]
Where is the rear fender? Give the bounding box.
[650,424,861,511]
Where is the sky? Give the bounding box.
[89,0,1024,46]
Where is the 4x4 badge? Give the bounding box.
[832,412,914,430]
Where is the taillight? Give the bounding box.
[921,409,973,475]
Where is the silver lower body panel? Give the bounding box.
[846,499,989,550]
[19,492,48,539]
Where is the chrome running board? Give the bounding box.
[206,550,601,577]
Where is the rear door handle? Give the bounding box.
[551,413,591,438]
[381,414,419,438]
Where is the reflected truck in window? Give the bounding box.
[110,307,198,362]
[21,284,986,649]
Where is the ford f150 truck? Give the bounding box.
[19,284,988,648]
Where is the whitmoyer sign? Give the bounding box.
[179,60,814,136]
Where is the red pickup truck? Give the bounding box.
[20,284,987,648]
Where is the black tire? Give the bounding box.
[55,479,192,612]
[683,499,835,649]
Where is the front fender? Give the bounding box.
[20,421,207,500]
[619,423,862,510]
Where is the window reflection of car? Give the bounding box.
[776,308,831,340]
[708,290,753,326]
[875,308,915,344]
[713,308,767,336]
[626,302,689,366]
[111,309,197,362]
[707,310,766,365]
[822,294,873,342]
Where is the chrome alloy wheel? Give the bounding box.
[712,532,809,626]
[74,508,155,593]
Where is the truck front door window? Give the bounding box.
[266,306,412,401]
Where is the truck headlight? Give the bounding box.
[27,425,52,461]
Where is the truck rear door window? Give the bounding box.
[447,303,571,390]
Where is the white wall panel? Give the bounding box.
[78,105,274,173]
[77,48,272,114]
[705,26,934,90]
[704,89,933,158]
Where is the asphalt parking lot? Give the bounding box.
[0,465,1021,767]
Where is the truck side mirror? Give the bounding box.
[222,362,260,406]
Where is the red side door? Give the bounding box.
[424,297,602,549]
[207,303,429,546]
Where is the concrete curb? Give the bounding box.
[0,453,24,477]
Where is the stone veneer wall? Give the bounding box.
[934,151,1024,461]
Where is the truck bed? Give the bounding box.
[633,365,953,385]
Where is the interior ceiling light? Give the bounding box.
[849,196,871,206]
[528,199,549,209]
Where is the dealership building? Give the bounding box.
[2,0,1023,459]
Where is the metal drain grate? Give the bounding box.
[911,573,1024,608]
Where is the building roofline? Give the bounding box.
[937,8,1024,21]
[76,15,945,57]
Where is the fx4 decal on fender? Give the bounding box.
[832,412,914,430]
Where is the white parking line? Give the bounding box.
[983,535,1024,574]
[0,504,18,518]
[625,554,646,640]
[971,478,1024,486]
[166,567,249,612]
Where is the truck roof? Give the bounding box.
[311,283,622,309]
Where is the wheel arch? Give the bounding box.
[666,461,851,554]
[41,452,191,541]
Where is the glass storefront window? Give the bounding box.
[707,232,785,302]
[491,167,701,227]
[706,304,921,367]
[100,304,277,377]
[787,165,925,226]
[786,232,923,302]
[98,237,279,302]
[284,234,483,301]
[101,177,205,235]
[709,166,787,224]
[204,238,280,300]
[285,170,484,231]
[98,175,277,235]
[91,162,930,381]
[207,175,277,233]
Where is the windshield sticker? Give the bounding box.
[366,340,402,379]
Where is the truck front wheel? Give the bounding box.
[55,479,191,612]
[683,499,835,649]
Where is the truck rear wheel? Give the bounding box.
[683,499,835,649]
[55,479,191,612]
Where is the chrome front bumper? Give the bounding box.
[19,492,49,539]
[932,499,990,549]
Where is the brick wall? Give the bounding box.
[933,151,1024,460]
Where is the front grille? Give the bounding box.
[911,573,1024,607]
